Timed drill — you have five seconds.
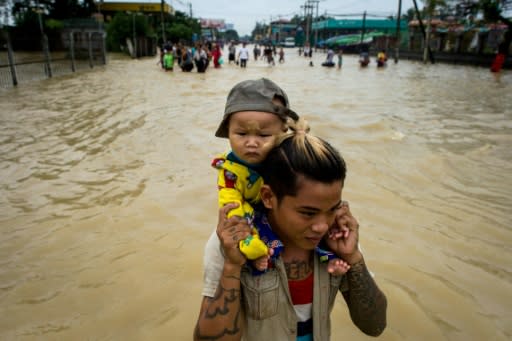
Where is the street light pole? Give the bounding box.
[36,0,52,77]
[133,13,137,58]
[160,0,166,43]
[394,0,402,63]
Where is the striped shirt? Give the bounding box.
[288,272,314,341]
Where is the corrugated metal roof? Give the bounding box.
[313,19,407,30]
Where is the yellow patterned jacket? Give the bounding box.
[211,151,263,221]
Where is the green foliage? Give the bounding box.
[12,0,95,21]
[166,22,193,42]
[403,8,417,21]
[50,0,84,19]
[479,0,502,21]
[417,0,510,23]
[251,22,268,38]
[106,12,153,52]
[421,0,448,13]
[13,7,40,32]
[223,29,239,42]
[45,18,63,30]
[11,0,95,32]
[163,10,200,43]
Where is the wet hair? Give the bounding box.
[261,118,346,202]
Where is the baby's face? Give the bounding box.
[228,111,285,165]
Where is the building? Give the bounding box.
[96,1,174,21]
[312,18,408,49]
[270,19,298,45]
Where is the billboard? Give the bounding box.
[99,2,174,14]
[200,18,225,29]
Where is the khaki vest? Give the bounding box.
[240,255,348,340]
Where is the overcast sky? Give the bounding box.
[171,0,417,36]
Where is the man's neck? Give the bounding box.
[281,249,313,281]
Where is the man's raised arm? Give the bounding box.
[343,257,387,337]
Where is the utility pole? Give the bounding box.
[301,2,307,45]
[424,1,434,64]
[301,0,314,46]
[36,0,52,78]
[160,0,166,43]
[394,0,402,63]
[412,0,434,63]
[269,15,273,42]
[97,0,103,31]
[359,11,367,46]
[133,12,136,58]
[311,0,320,50]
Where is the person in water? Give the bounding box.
[196,116,387,340]
[212,78,349,274]
[163,49,174,71]
[377,50,388,67]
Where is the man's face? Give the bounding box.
[264,177,343,250]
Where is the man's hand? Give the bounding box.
[325,201,363,265]
[217,203,251,267]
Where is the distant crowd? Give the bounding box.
[158,40,393,73]
[158,40,289,73]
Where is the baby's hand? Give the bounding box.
[252,256,269,271]
[251,248,274,271]
[327,258,350,276]
[326,224,345,241]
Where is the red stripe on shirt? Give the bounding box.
[288,272,314,305]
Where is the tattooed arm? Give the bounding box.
[326,202,387,336]
[194,203,249,341]
[342,255,387,337]
[194,263,244,341]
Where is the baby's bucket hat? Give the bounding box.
[215,78,299,138]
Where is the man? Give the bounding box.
[238,42,250,68]
[228,42,237,64]
[194,80,387,340]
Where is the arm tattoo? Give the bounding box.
[205,284,240,318]
[345,260,387,336]
[194,282,242,340]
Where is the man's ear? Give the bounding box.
[260,184,275,209]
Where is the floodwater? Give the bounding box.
[0,49,511,340]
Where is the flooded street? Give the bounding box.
[0,50,511,340]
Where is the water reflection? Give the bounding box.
[0,51,511,340]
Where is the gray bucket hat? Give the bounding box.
[215,78,299,138]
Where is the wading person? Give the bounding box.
[211,78,349,274]
[194,108,387,340]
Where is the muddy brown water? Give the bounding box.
[1,50,511,340]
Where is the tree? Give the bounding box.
[11,0,95,30]
[0,0,11,26]
[451,1,511,57]
[223,29,239,42]
[106,12,153,52]
[11,0,43,32]
[442,0,511,23]
[165,10,200,43]
[50,0,87,19]
[403,8,417,21]
[167,22,193,42]
[251,21,269,41]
